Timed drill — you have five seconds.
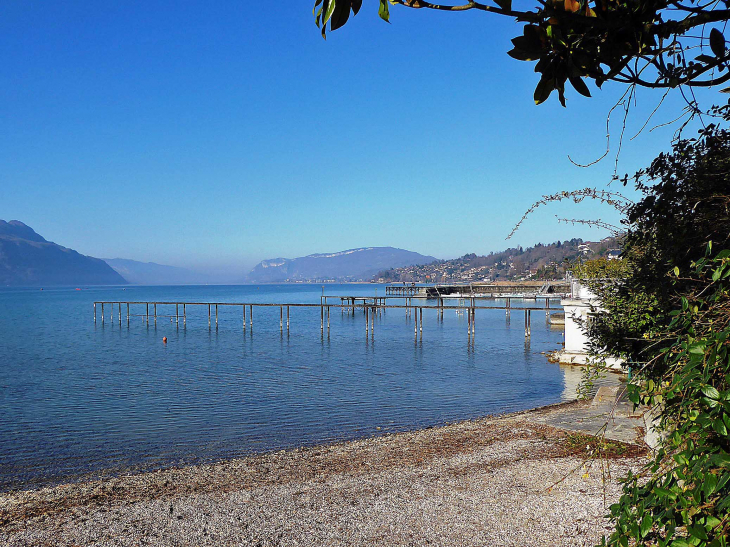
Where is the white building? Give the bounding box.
[557,278,624,372]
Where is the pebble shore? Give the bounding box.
[1,404,645,546]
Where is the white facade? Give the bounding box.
[557,279,624,371]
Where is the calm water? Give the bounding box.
[0,284,580,491]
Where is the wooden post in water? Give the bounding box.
[127,303,130,326]
[176,304,179,328]
[366,306,369,335]
[215,304,218,329]
[94,302,97,323]
[287,306,290,333]
[154,304,157,327]
[243,305,246,330]
[528,310,532,336]
[327,306,330,333]
[419,307,423,336]
[146,303,149,326]
[118,302,121,324]
[321,297,324,331]
[249,305,253,328]
[101,302,105,324]
[280,306,283,331]
[183,304,186,328]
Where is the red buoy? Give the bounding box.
[162,337,168,344]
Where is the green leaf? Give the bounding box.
[674,266,680,276]
[689,343,706,355]
[534,77,554,105]
[378,0,390,22]
[713,417,727,436]
[703,473,718,497]
[323,0,336,26]
[640,514,653,537]
[508,48,539,61]
[688,524,708,541]
[710,28,726,58]
[703,386,720,400]
[329,1,350,31]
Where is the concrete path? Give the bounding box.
[518,386,650,445]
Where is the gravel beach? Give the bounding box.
[1,403,646,547]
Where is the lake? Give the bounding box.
[0,284,583,491]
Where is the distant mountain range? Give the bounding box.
[104,258,208,285]
[0,220,127,286]
[247,247,438,283]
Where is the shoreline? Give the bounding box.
[1,401,646,546]
[0,399,589,496]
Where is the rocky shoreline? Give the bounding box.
[1,402,646,546]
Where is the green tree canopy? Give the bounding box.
[314,0,730,106]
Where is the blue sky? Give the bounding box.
[0,1,711,277]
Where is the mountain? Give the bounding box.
[376,237,622,283]
[104,258,209,285]
[0,220,127,286]
[247,247,438,283]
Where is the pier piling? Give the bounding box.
[93,298,557,342]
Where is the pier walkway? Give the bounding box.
[93,294,562,340]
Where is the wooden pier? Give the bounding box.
[94,295,559,340]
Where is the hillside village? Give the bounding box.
[374,237,620,283]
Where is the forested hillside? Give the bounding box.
[375,237,620,283]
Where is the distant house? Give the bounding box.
[606,249,621,260]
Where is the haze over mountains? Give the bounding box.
[103,258,209,286]
[2,219,614,287]
[0,221,440,286]
[246,248,438,283]
[0,220,126,286]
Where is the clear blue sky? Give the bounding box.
[0,1,710,277]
